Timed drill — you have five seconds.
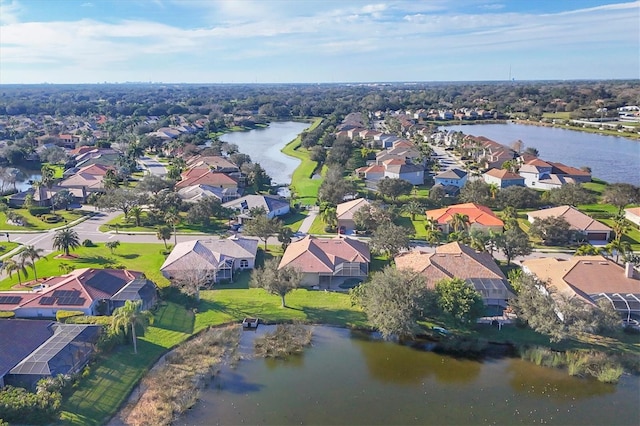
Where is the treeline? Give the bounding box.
[1,80,638,120]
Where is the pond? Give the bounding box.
[442,123,640,185]
[220,121,311,186]
[0,167,41,194]
[179,326,639,426]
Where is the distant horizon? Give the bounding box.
[1,0,638,84]
[0,77,637,87]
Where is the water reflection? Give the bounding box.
[507,358,616,401]
[351,330,481,384]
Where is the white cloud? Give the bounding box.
[0,0,22,25]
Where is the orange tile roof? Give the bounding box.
[279,235,370,273]
[425,203,504,227]
[484,168,523,180]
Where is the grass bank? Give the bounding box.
[281,117,324,205]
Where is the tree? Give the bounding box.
[243,214,281,250]
[529,216,571,246]
[103,168,120,190]
[574,244,602,256]
[353,204,377,233]
[376,178,413,202]
[602,183,639,214]
[1,258,29,285]
[495,226,532,265]
[487,183,499,200]
[402,199,424,221]
[128,206,143,227]
[52,228,80,256]
[370,222,411,257]
[156,225,172,248]
[111,300,153,354]
[164,210,181,246]
[137,175,174,194]
[277,226,294,251]
[496,186,540,209]
[250,258,302,308]
[435,278,485,326]
[171,261,212,303]
[105,240,120,254]
[52,190,75,211]
[20,245,46,281]
[523,147,539,157]
[320,205,338,231]
[350,266,430,340]
[229,153,252,168]
[459,179,492,205]
[468,229,489,252]
[449,213,470,233]
[318,166,355,205]
[429,184,445,204]
[41,164,56,213]
[548,183,595,206]
[605,239,631,263]
[611,213,630,243]
[97,188,146,220]
[241,162,271,192]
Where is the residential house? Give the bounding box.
[175,168,239,191]
[425,203,504,234]
[186,155,240,174]
[383,163,425,185]
[395,242,514,307]
[0,320,101,389]
[160,236,258,283]
[177,184,240,203]
[624,207,640,227]
[518,159,591,190]
[223,194,290,221]
[483,168,525,188]
[0,268,157,319]
[527,205,612,243]
[336,198,372,232]
[522,256,639,319]
[279,235,370,288]
[355,164,385,181]
[434,168,468,188]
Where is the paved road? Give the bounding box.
[430,144,467,171]
[138,156,167,177]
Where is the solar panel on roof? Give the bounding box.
[0,295,22,304]
[66,297,86,306]
[39,297,55,305]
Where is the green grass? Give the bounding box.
[582,178,609,196]
[542,112,572,120]
[308,214,328,234]
[0,241,21,258]
[60,302,194,425]
[0,209,91,231]
[281,118,323,205]
[280,210,308,232]
[0,242,170,290]
[98,212,228,234]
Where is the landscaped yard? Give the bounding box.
[0,242,170,290]
[98,212,229,234]
[0,241,21,258]
[0,208,91,231]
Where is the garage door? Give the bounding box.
[588,233,608,241]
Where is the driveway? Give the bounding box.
[138,156,167,177]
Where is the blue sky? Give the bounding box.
[0,0,638,84]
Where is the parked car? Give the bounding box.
[338,226,346,234]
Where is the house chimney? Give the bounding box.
[625,262,635,279]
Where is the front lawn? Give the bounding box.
[98,212,228,234]
[0,241,21,258]
[0,242,169,290]
[0,209,91,231]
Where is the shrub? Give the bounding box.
[0,386,62,425]
[29,206,50,216]
[41,214,62,223]
[55,310,85,323]
[82,239,95,247]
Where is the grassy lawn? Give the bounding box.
[582,178,609,196]
[601,217,640,251]
[541,112,572,120]
[98,212,228,234]
[0,242,170,290]
[280,210,308,232]
[0,241,21,258]
[0,209,91,231]
[281,118,323,205]
[60,301,195,425]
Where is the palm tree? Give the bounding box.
[129,206,143,227]
[320,205,338,231]
[611,214,629,244]
[605,240,631,263]
[103,168,119,190]
[450,213,470,233]
[164,210,181,246]
[156,225,172,249]
[2,258,29,286]
[58,262,74,274]
[488,183,499,200]
[469,230,489,252]
[402,200,424,221]
[105,240,120,254]
[41,165,56,213]
[52,228,80,256]
[111,300,153,355]
[20,245,46,281]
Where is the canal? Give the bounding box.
[180,326,639,426]
[443,123,640,185]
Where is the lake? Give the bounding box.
[442,123,640,185]
[180,326,639,426]
[220,121,311,185]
